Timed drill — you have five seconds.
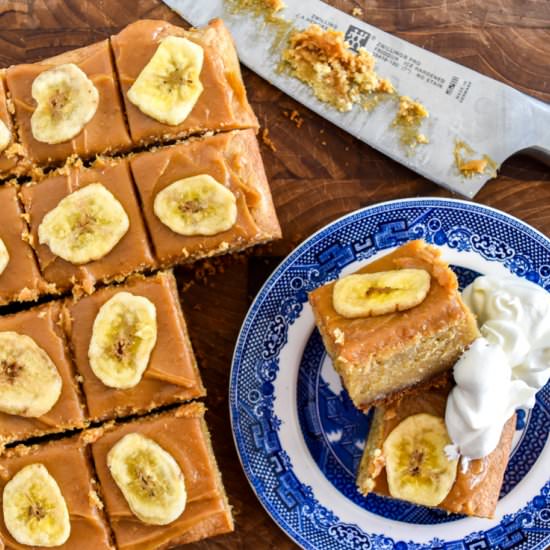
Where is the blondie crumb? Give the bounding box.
[289,109,304,128]
[227,0,285,16]
[4,142,24,160]
[283,109,304,128]
[395,96,429,126]
[333,328,345,345]
[88,489,104,510]
[261,127,277,151]
[16,286,40,303]
[392,95,430,149]
[265,0,285,12]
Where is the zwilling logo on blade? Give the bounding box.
[446,76,459,95]
[345,26,371,51]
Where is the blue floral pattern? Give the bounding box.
[230,199,550,549]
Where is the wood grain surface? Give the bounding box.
[1,1,549,548]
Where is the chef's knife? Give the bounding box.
[163,0,550,198]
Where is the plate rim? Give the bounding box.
[228,196,550,549]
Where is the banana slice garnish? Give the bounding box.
[3,463,71,547]
[30,63,99,144]
[0,119,11,153]
[383,413,458,507]
[333,268,431,318]
[89,292,157,389]
[0,237,9,276]
[128,36,204,126]
[154,174,237,236]
[0,331,62,418]
[38,183,130,265]
[107,433,187,525]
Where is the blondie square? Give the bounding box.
[129,129,281,267]
[0,302,85,448]
[89,403,234,550]
[356,378,515,518]
[0,71,28,178]
[64,271,205,422]
[0,436,113,548]
[6,40,131,166]
[20,158,156,294]
[111,19,258,146]
[0,184,46,306]
[308,240,479,410]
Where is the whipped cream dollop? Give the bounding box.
[445,275,550,461]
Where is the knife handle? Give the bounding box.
[527,148,550,167]
[524,100,550,167]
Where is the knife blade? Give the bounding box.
[163,0,550,198]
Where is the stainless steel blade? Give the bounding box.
[163,0,550,198]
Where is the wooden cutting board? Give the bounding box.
[1,1,549,548]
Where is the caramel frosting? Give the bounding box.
[64,271,204,421]
[6,40,131,166]
[90,403,233,550]
[0,436,113,549]
[369,380,515,518]
[20,158,156,294]
[0,185,45,306]
[129,129,281,267]
[111,19,258,146]
[0,303,85,447]
[309,240,468,364]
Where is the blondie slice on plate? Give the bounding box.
[356,376,515,518]
[309,240,479,410]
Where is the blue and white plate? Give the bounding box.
[229,198,550,550]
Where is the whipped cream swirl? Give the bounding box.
[445,275,550,460]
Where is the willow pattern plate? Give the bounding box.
[230,198,550,550]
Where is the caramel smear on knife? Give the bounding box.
[454,140,498,178]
